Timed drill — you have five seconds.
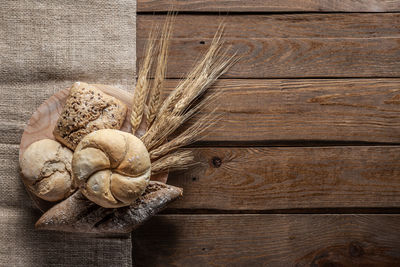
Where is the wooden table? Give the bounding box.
[133,1,400,265]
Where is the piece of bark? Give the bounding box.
[35,181,182,234]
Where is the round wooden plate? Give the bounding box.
[19,83,167,211]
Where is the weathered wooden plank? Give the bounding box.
[133,214,400,266]
[4,79,400,144]
[138,0,400,12]
[138,15,400,78]
[137,37,400,78]
[138,14,400,39]
[162,79,400,143]
[166,146,400,210]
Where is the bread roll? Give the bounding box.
[53,82,127,150]
[20,139,75,201]
[72,129,151,208]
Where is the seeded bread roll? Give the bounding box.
[20,139,75,202]
[53,82,127,150]
[72,129,151,208]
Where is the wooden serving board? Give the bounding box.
[19,83,167,211]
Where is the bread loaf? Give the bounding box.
[72,129,151,208]
[20,139,75,202]
[53,82,127,150]
[35,181,183,234]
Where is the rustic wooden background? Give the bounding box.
[133,1,400,266]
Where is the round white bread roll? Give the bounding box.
[72,129,151,208]
[20,139,75,201]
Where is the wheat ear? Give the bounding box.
[146,15,174,128]
[151,150,196,175]
[144,90,222,152]
[149,110,221,160]
[142,24,237,150]
[131,28,157,135]
[158,25,225,118]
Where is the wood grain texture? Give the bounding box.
[133,214,400,266]
[166,146,400,210]
[138,0,400,12]
[138,14,400,78]
[132,8,400,267]
[138,14,400,38]
[163,79,400,143]
[6,79,400,144]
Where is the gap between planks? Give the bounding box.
[137,0,400,12]
[161,207,400,215]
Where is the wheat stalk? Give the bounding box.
[133,18,238,175]
[144,89,222,151]
[158,26,225,117]
[151,150,196,175]
[146,15,174,128]
[141,30,223,147]
[142,25,237,151]
[131,28,157,135]
[149,110,221,160]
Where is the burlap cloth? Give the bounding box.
[0,1,136,266]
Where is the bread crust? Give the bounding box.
[20,139,75,201]
[35,181,183,234]
[53,82,127,150]
[72,129,151,208]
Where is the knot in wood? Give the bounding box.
[348,241,364,257]
[212,157,222,168]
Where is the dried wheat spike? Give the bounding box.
[150,110,221,160]
[146,14,175,128]
[151,150,195,175]
[131,28,157,134]
[142,24,237,151]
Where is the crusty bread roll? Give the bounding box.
[72,129,151,208]
[53,82,127,150]
[20,139,75,202]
